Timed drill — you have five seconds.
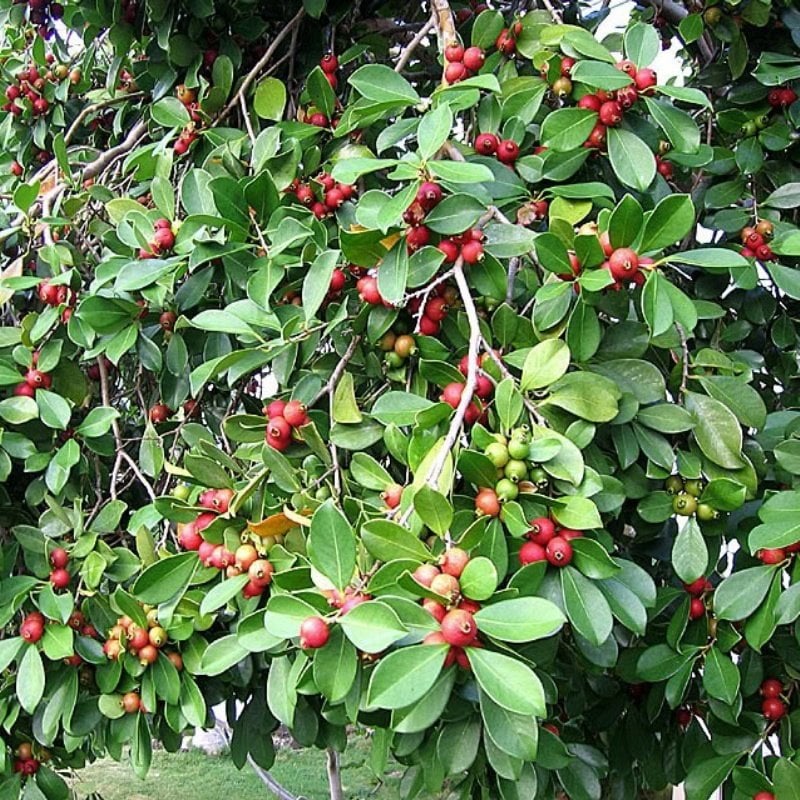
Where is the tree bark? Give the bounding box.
[326,748,344,800]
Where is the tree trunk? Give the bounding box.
[326,748,344,800]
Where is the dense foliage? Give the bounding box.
[2,0,800,798]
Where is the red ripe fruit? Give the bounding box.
[242,580,265,599]
[283,400,309,428]
[519,540,547,565]
[545,536,573,567]
[128,626,149,650]
[50,567,70,589]
[10,161,23,177]
[299,616,330,649]
[211,488,234,514]
[781,87,798,107]
[25,369,51,389]
[20,614,44,643]
[599,101,623,126]
[248,559,274,587]
[577,94,602,112]
[495,29,516,55]
[657,158,674,179]
[195,511,216,534]
[462,47,485,72]
[14,382,34,398]
[438,239,460,263]
[560,56,576,77]
[683,577,707,596]
[461,239,484,264]
[416,181,443,211]
[32,97,49,115]
[441,382,464,408]
[267,415,292,447]
[688,597,705,620]
[475,374,493,399]
[440,547,470,578]
[464,400,483,426]
[419,315,440,336]
[413,564,440,587]
[424,296,448,322]
[634,68,657,93]
[445,62,468,84]
[474,132,499,155]
[38,281,59,305]
[760,678,784,699]
[758,547,786,565]
[406,225,430,252]
[198,540,216,566]
[616,85,638,109]
[149,404,171,424]
[440,609,478,648]
[608,248,639,281]
[756,244,774,262]
[329,268,346,292]
[445,43,465,63]
[382,483,403,509]
[528,517,556,546]
[159,311,177,331]
[423,599,446,622]
[753,793,776,800]
[178,522,202,551]
[496,139,520,164]
[311,202,328,219]
[324,187,345,209]
[152,227,175,252]
[357,275,382,305]
[50,547,69,569]
[616,59,637,76]
[746,231,764,249]
[295,185,314,205]
[586,123,607,148]
[265,399,286,419]
[768,88,784,108]
[475,487,500,517]
[761,697,787,721]
[309,112,329,127]
[320,53,339,74]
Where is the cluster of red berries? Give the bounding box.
[415,550,482,670]
[474,132,520,165]
[598,233,651,290]
[438,228,486,266]
[454,0,489,25]
[517,197,549,226]
[572,60,657,150]
[173,85,201,154]
[441,375,490,426]
[759,677,789,722]
[13,352,52,399]
[48,546,70,590]
[102,610,180,670]
[495,21,522,56]
[12,743,41,778]
[683,576,714,620]
[739,220,775,262]
[518,517,581,568]
[288,172,356,219]
[406,289,452,338]
[443,42,485,84]
[264,397,309,451]
[319,52,339,89]
[3,56,77,121]
[767,85,797,109]
[139,218,176,259]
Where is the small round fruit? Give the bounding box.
[148,626,167,647]
[382,483,403,509]
[684,479,704,497]
[440,609,478,648]
[696,504,719,522]
[507,437,529,460]
[672,493,697,516]
[394,334,417,359]
[485,442,509,468]
[599,101,623,126]
[444,43,465,63]
[248,559,274,587]
[474,132,499,155]
[167,652,184,671]
[320,53,339,73]
[283,400,308,428]
[128,627,149,650]
[122,692,141,713]
[149,404,171,424]
[608,248,639,280]
[759,548,786,565]
[445,62,467,84]
[475,488,500,517]
[495,478,518,502]
[430,573,460,598]
[423,599,446,622]
[440,547,469,578]
[761,697,786,721]
[760,679,784,699]
[138,644,158,665]
[49,547,69,569]
[528,517,556,546]
[545,537,573,567]
[552,77,573,98]
[753,792,775,800]
[413,564,440,587]
[462,46,485,72]
[496,139,520,164]
[519,540,547,565]
[683,577,707,596]
[504,459,528,483]
[688,597,705,620]
[461,239,484,264]
[299,616,330,649]
[664,475,684,495]
[50,568,70,589]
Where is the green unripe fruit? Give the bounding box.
[673,493,698,516]
[684,479,704,497]
[495,478,519,502]
[171,483,191,501]
[385,351,404,369]
[696,503,719,522]
[485,442,510,468]
[507,438,530,460]
[664,475,684,495]
[529,466,548,485]
[741,121,757,137]
[490,433,508,446]
[754,114,770,130]
[504,459,528,483]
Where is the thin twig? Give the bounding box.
[240,93,257,145]
[676,323,689,403]
[395,15,436,73]
[65,92,145,145]
[216,8,305,125]
[310,336,362,407]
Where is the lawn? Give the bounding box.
[72,737,407,800]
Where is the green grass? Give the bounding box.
[71,737,406,800]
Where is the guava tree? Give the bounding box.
[1,0,800,799]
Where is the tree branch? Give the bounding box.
[326,749,344,800]
[65,92,145,145]
[310,336,362,407]
[81,120,148,180]
[395,15,436,73]
[216,8,305,125]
